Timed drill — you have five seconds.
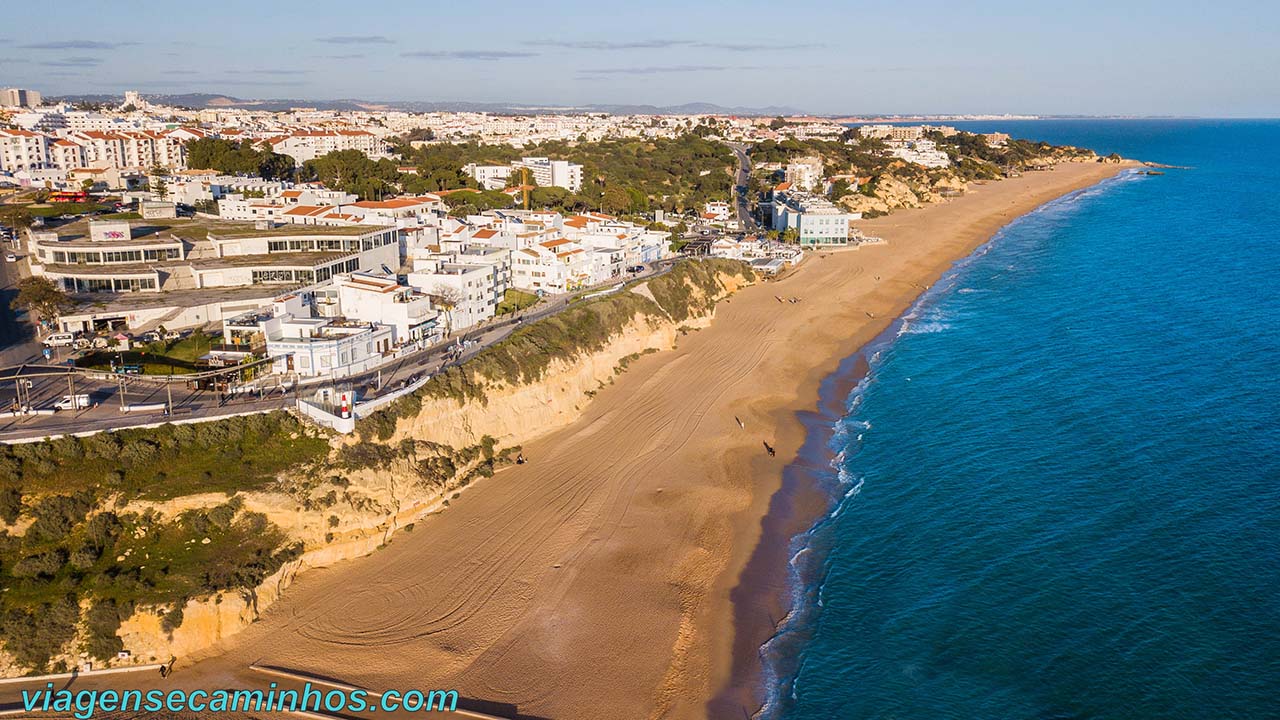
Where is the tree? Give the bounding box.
[0,206,33,230]
[430,285,466,335]
[149,167,169,200]
[185,138,294,180]
[602,185,632,214]
[14,276,75,323]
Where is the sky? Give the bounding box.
[2,0,1277,116]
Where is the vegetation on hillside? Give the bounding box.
[0,413,328,670]
[184,138,295,180]
[394,134,735,214]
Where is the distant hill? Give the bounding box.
[48,92,802,116]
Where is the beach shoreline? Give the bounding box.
[705,160,1140,719]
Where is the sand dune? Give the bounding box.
[3,161,1132,720]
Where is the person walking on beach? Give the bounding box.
[735,416,745,430]
[763,441,776,457]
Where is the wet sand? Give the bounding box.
[1,161,1135,720]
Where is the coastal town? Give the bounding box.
[0,86,1070,443]
[0,78,1128,719]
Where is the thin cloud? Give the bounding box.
[40,57,103,68]
[225,69,310,76]
[21,40,137,50]
[526,39,688,50]
[318,35,393,45]
[209,79,308,87]
[695,41,805,51]
[402,50,537,60]
[580,64,739,76]
[318,53,366,60]
[527,39,801,52]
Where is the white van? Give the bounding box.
[54,394,91,411]
[42,332,76,348]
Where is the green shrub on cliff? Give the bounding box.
[0,497,301,672]
[0,413,327,502]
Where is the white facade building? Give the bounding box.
[407,259,498,332]
[0,129,50,171]
[511,157,583,192]
[771,190,860,247]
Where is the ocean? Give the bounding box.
[765,120,1280,719]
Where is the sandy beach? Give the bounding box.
[3,160,1134,719]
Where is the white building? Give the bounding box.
[771,188,860,248]
[888,139,952,168]
[784,157,824,192]
[318,272,438,344]
[511,157,583,192]
[511,238,592,294]
[268,130,390,164]
[0,129,50,171]
[407,259,498,332]
[462,163,514,190]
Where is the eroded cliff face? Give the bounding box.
[392,313,702,449]
[836,154,1102,216]
[17,273,751,675]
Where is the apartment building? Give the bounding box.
[407,259,498,332]
[268,130,391,164]
[784,156,825,192]
[0,129,50,171]
[462,163,514,190]
[770,189,861,247]
[511,238,592,294]
[315,272,439,344]
[559,212,671,266]
[511,157,583,192]
[0,88,42,108]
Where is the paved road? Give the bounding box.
[0,261,679,441]
[729,142,756,231]
[0,247,40,367]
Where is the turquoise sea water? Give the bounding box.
[767,120,1280,719]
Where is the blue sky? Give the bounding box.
[1,0,1277,116]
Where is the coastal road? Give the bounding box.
[729,142,756,231]
[0,251,40,367]
[0,260,679,442]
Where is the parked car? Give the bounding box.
[3,252,15,263]
[42,332,77,347]
[54,394,91,411]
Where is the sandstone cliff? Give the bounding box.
[2,261,753,676]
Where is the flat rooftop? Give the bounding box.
[195,251,348,269]
[65,285,288,314]
[49,217,390,243]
